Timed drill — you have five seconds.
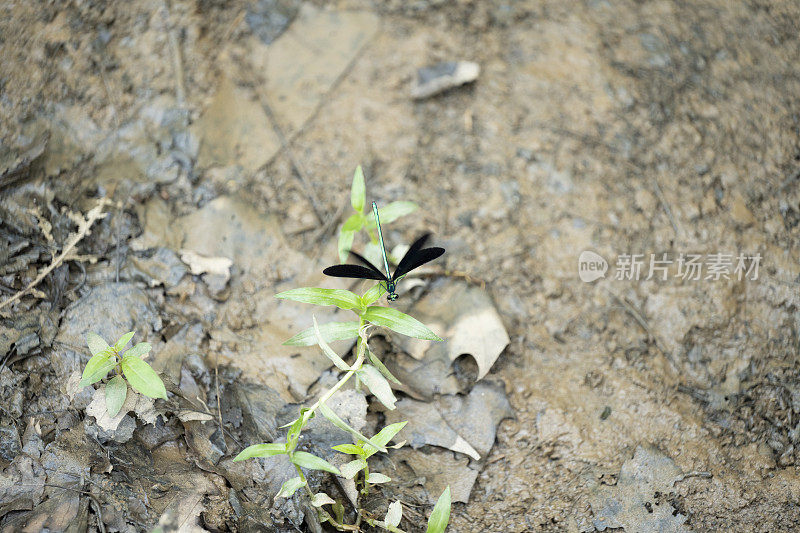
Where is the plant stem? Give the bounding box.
[294,463,359,532]
[306,318,367,415]
[289,319,370,532]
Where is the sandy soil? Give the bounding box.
[1,0,799,532]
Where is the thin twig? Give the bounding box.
[40,483,106,533]
[651,175,681,239]
[607,289,678,371]
[259,98,325,225]
[414,267,486,289]
[165,0,186,104]
[115,206,122,283]
[674,471,713,483]
[215,351,224,445]
[0,200,108,311]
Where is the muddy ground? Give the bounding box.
[1,0,800,532]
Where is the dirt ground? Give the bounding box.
[1,0,800,532]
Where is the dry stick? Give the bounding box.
[607,289,678,372]
[258,98,326,226]
[0,201,108,311]
[165,0,186,104]
[246,21,377,228]
[415,267,486,289]
[35,483,107,533]
[650,175,682,239]
[214,350,224,444]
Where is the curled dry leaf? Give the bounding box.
[397,284,509,381]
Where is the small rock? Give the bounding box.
[635,189,657,213]
[246,0,299,44]
[730,192,756,226]
[128,247,187,287]
[0,424,21,462]
[411,61,480,99]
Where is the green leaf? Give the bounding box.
[338,229,356,263]
[276,476,306,498]
[79,351,117,388]
[331,443,365,456]
[351,166,366,213]
[367,472,391,484]
[283,321,360,346]
[367,201,417,225]
[86,332,111,357]
[113,331,135,352]
[425,487,451,533]
[123,342,152,359]
[291,451,341,475]
[362,306,443,341]
[105,375,127,417]
[339,458,367,479]
[276,287,364,312]
[363,421,407,458]
[368,348,401,384]
[342,213,364,232]
[120,356,167,399]
[319,403,387,453]
[386,501,403,528]
[286,409,315,451]
[233,443,286,461]
[314,317,351,371]
[357,364,397,409]
[311,492,337,507]
[361,283,386,306]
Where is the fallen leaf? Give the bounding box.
[591,446,689,533]
[385,398,480,460]
[436,381,513,457]
[397,284,509,381]
[394,448,479,504]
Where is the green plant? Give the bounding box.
[79,331,167,416]
[234,168,451,532]
[337,166,418,265]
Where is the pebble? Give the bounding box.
[411,61,480,99]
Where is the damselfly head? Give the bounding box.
[385,281,398,301]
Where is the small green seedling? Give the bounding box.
[234,166,451,532]
[337,165,419,265]
[79,331,167,416]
